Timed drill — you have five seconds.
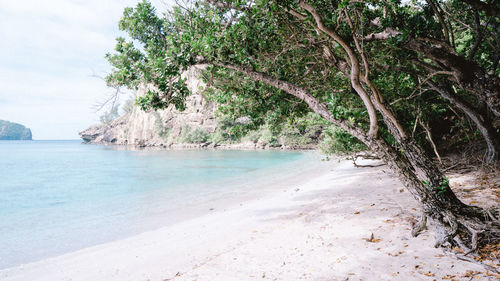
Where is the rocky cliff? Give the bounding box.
[0,120,32,140]
[80,66,223,148]
[80,66,323,150]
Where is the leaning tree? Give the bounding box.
[105,0,499,262]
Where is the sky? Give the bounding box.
[0,0,172,140]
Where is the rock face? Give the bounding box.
[79,66,218,147]
[0,120,32,140]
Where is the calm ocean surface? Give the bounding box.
[0,140,318,269]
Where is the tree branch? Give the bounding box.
[214,64,343,122]
[468,9,482,60]
[363,17,401,41]
[205,0,248,11]
[426,0,450,45]
[206,61,370,144]
[459,0,500,18]
[427,80,499,162]
[419,119,442,164]
[298,1,379,139]
[406,70,454,101]
[286,8,307,21]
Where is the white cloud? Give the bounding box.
[0,0,172,139]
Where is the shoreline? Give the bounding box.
[0,151,326,270]
[0,159,487,280]
[81,140,319,151]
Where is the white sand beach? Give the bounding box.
[0,159,491,281]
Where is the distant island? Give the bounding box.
[0,120,32,140]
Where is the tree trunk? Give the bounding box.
[367,137,500,251]
[369,98,499,250]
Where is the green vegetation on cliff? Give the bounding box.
[199,113,364,153]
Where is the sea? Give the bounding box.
[0,140,323,269]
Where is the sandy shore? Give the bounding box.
[0,159,492,281]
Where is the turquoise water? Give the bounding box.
[0,140,313,269]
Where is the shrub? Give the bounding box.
[99,103,120,124]
[242,130,261,143]
[258,126,280,147]
[209,130,226,144]
[122,96,135,114]
[318,126,366,155]
[179,125,209,143]
[153,112,170,140]
[213,115,254,142]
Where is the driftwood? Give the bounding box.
[351,153,385,168]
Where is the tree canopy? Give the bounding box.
[107,0,499,160]
[106,0,499,257]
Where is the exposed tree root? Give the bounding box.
[411,213,427,237]
[432,212,459,248]
[453,236,472,253]
[452,252,500,274]
[413,205,500,273]
[485,208,500,222]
